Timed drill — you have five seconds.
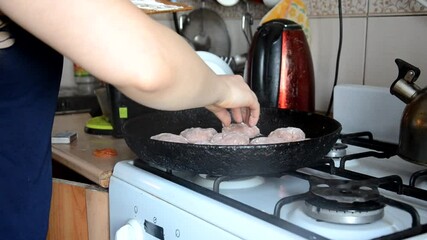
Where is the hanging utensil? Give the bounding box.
[180,3,231,57]
[241,0,253,45]
[192,0,211,51]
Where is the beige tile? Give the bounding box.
[364,16,427,87]
[310,17,367,111]
[309,0,368,17]
[369,0,427,16]
[175,0,270,19]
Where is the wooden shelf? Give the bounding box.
[134,0,193,14]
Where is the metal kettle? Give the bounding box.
[246,19,315,112]
[390,58,427,165]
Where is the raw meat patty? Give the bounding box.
[250,136,286,145]
[268,127,305,142]
[180,127,218,144]
[222,123,260,138]
[210,132,250,145]
[150,133,188,143]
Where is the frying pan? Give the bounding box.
[123,108,341,176]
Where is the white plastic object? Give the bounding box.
[216,0,240,7]
[196,51,233,75]
[115,219,144,240]
[333,84,405,144]
[263,0,280,8]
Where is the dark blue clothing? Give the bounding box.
[0,17,63,240]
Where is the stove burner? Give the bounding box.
[309,176,381,203]
[304,197,385,225]
[193,174,265,191]
[326,143,348,159]
[304,176,385,224]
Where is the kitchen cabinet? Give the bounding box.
[47,179,108,240]
[47,113,136,240]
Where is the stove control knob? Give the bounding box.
[115,219,144,240]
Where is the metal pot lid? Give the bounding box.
[180,8,231,57]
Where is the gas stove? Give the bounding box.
[109,85,427,239]
[109,138,427,240]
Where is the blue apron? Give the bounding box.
[0,16,63,240]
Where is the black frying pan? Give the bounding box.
[123,108,341,176]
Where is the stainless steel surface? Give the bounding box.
[304,202,385,225]
[192,1,211,51]
[391,80,419,104]
[398,89,427,165]
[390,59,427,165]
[241,0,253,45]
[220,53,247,73]
[180,6,231,57]
[326,143,347,158]
[246,19,315,112]
[94,86,112,121]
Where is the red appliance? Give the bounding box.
[246,19,315,112]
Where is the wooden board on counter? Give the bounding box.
[135,0,192,14]
[51,113,136,188]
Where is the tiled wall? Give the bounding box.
[306,0,427,111]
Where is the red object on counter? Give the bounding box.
[93,148,118,158]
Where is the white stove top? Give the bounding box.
[109,139,427,239]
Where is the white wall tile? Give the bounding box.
[310,17,367,111]
[364,16,427,88]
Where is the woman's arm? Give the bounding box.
[0,0,259,126]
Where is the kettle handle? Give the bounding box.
[395,58,421,84]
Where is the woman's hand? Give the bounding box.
[205,74,260,127]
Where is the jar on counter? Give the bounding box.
[73,63,100,95]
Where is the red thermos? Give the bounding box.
[246,19,315,112]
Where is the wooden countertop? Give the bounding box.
[51,113,136,188]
